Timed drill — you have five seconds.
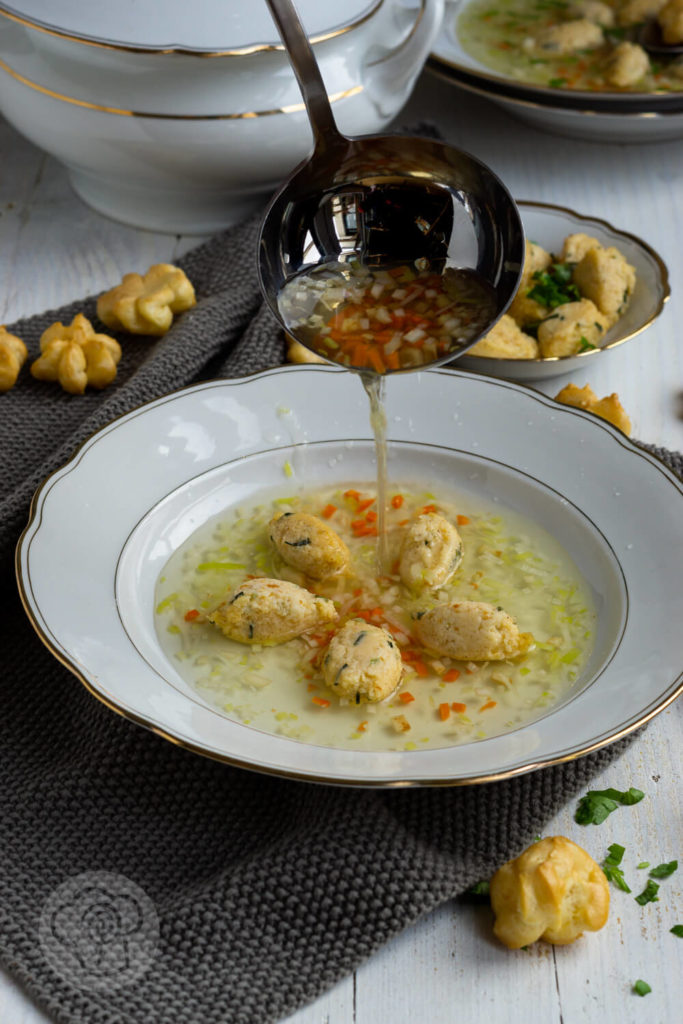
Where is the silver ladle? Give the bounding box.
[638,19,683,58]
[257,0,524,375]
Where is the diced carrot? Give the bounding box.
[399,692,415,704]
[321,503,337,519]
[479,700,497,711]
[312,696,330,708]
[358,721,368,732]
[365,510,377,524]
[367,347,386,374]
[352,522,378,537]
[457,514,470,526]
[356,498,375,513]
[442,669,460,682]
[391,494,404,509]
[408,659,429,677]
[353,587,363,597]
[355,607,384,623]
[439,703,451,721]
[422,503,437,514]
[344,489,361,501]
[385,352,400,370]
[451,702,467,713]
[184,609,200,622]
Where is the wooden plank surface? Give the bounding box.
[1,69,681,1024]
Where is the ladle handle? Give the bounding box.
[265,0,347,153]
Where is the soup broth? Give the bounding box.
[154,483,596,752]
[457,0,683,94]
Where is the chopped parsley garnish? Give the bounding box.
[578,336,597,353]
[575,786,645,825]
[526,262,580,309]
[633,980,651,997]
[671,925,683,937]
[649,859,678,879]
[602,843,631,892]
[635,879,660,906]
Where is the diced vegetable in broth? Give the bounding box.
[278,261,498,372]
[154,484,596,752]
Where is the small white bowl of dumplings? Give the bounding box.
[457,199,670,381]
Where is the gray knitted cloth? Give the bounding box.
[1,212,678,1024]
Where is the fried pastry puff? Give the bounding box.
[490,836,610,949]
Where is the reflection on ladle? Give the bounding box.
[258,0,524,570]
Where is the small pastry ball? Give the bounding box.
[490,836,610,949]
[208,577,337,645]
[322,619,402,704]
[269,511,349,580]
[555,383,632,434]
[399,513,463,590]
[414,600,534,661]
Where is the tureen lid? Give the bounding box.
[0,0,383,53]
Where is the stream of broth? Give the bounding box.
[360,370,389,573]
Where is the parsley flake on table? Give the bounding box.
[635,879,660,905]
[468,879,490,899]
[633,979,652,997]
[671,925,683,937]
[602,843,631,892]
[574,786,645,825]
[649,859,678,879]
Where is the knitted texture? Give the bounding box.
[1,211,679,1024]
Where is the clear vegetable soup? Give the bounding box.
[457,0,683,94]
[155,484,596,752]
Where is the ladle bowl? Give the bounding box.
[258,0,524,374]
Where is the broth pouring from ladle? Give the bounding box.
[258,0,524,569]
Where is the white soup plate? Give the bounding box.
[17,367,683,786]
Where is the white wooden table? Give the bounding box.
[1,71,682,1024]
